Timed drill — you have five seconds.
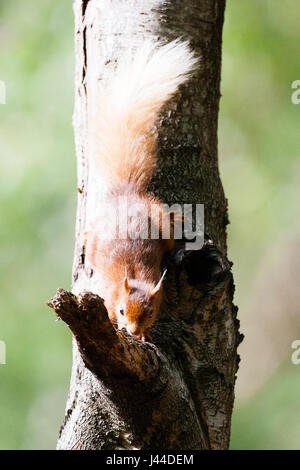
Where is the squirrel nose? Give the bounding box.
[128,326,139,336]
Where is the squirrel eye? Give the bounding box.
[149,310,154,318]
[120,308,124,316]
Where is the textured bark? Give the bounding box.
[48,289,159,381]
[51,0,241,450]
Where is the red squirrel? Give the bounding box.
[85,40,197,341]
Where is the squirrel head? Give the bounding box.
[115,269,167,338]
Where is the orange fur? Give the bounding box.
[85,40,197,340]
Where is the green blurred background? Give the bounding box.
[0,0,299,449]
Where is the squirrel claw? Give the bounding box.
[135,331,152,342]
[140,330,152,343]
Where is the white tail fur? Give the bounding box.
[89,39,198,191]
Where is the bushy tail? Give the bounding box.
[89,39,197,191]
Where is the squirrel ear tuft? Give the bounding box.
[151,269,167,296]
[124,266,130,292]
[124,277,130,293]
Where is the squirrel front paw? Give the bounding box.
[137,329,152,343]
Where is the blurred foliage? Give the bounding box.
[0,0,74,449]
[0,0,299,449]
[220,0,300,450]
[221,0,300,299]
[230,361,300,450]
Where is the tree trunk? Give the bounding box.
[49,0,241,450]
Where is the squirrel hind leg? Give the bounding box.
[160,210,184,253]
[162,238,175,253]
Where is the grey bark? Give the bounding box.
[50,0,241,450]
